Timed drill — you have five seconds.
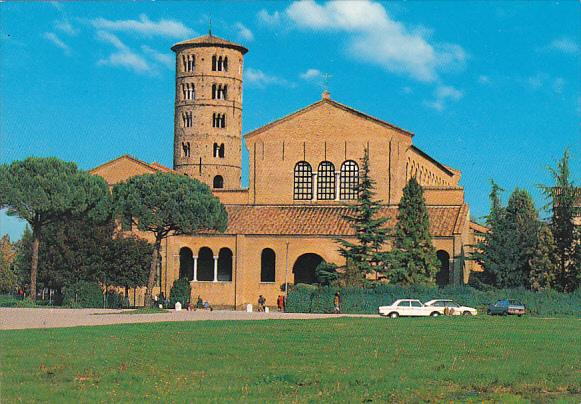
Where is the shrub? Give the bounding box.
[63,281,104,308]
[286,284,581,317]
[170,278,191,308]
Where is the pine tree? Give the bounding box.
[539,149,580,292]
[389,177,438,285]
[529,223,558,290]
[336,147,390,283]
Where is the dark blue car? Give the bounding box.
[487,299,526,316]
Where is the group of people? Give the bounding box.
[256,294,287,312]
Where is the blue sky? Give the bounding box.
[1,1,579,240]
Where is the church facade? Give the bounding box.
[91,34,482,308]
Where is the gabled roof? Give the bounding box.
[198,205,468,237]
[89,155,176,184]
[171,34,248,54]
[244,96,414,140]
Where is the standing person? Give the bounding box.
[277,295,283,311]
[333,292,342,314]
[258,295,266,312]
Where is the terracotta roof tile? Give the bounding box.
[202,205,468,237]
[171,34,248,54]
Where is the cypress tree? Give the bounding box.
[529,223,558,290]
[336,147,390,283]
[389,177,438,284]
[539,149,580,292]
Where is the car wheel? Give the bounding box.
[430,312,440,317]
[463,311,472,316]
[389,312,399,318]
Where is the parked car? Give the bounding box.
[487,299,526,316]
[378,299,440,318]
[424,299,478,316]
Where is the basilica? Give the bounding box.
[91,33,483,307]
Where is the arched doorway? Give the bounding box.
[261,248,276,282]
[218,248,233,281]
[293,253,324,285]
[198,247,214,281]
[179,247,194,281]
[436,250,450,287]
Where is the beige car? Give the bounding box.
[424,299,477,316]
[378,299,440,318]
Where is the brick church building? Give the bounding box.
[91,33,483,307]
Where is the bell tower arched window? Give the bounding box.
[340,160,359,200]
[317,161,336,200]
[213,175,224,189]
[293,161,313,200]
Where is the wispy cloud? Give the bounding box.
[245,68,293,88]
[55,19,78,36]
[96,31,152,73]
[424,85,463,111]
[91,14,194,38]
[257,9,282,26]
[141,45,173,69]
[546,37,579,55]
[235,22,254,42]
[478,75,491,85]
[43,32,70,55]
[284,0,467,82]
[300,68,322,80]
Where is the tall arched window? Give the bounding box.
[293,161,313,200]
[197,247,214,281]
[213,175,224,189]
[179,247,194,281]
[317,161,336,200]
[261,248,276,282]
[218,248,233,281]
[340,160,359,200]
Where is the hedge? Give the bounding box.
[286,284,581,316]
[62,281,126,308]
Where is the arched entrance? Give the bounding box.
[218,248,233,281]
[197,247,214,281]
[436,250,450,287]
[293,253,324,285]
[179,247,194,281]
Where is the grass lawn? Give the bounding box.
[1,316,580,402]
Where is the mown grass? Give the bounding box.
[1,316,580,402]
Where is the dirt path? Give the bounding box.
[0,308,376,330]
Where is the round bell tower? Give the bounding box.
[171,33,248,189]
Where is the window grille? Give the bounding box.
[317,161,336,200]
[293,161,313,200]
[340,160,359,200]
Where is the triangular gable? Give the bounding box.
[244,97,413,140]
[90,154,167,186]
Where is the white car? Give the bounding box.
[378,299,441,318]
[424,299,477,316]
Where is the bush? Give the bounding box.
[169,278,191,308]
[62,281,104,308]
[286,284,581,317]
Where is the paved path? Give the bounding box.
[0,308,377,330]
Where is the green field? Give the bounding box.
[1,317,580,402]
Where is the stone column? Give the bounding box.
[312,173,318,200]
[213,256,219,282]
[335,172,341,201]
[193,256,198,282]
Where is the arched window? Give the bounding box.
[340,160,359,200]
[261,248,276,282]
[317,161,336,200]
[219,144,225,158]
[179,247,194,281]
[218,248,233,281]
[197,247,214,281]
[293,161,313,200]
[182,142,190,158]
[213,175,224,189]
[212,55,217,71]
[213,143,220,158]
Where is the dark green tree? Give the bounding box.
[0,158,110,300]
[169,278,192,308]
[0,235,17,293]
[112,173,227,305]
[389,177,438,284]
[539,149,580,292]
[336,148,390,284]
[499,188,540,288]
[315,261,339,286]
[529,223,559,290]
[105,236,152,299]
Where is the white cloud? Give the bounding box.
[141,45,174,69]
[547,37,579,55]
[285,0,466,82]
[424,85,463,111]
[300,68,322,80]
[478,75,491,85]
[245,68,292,88]
[258,9,282,26]
[96,31,152,73]
[55,19,78,36]
[91,14,194,38]
[43,32,70,55]
[235,22,254,42]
